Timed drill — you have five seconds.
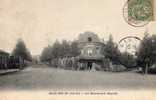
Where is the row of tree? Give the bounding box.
[40,33,156,72]
[10,32,155,72]
[40,35,135,69]
[40,40,80,62]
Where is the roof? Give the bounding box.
[0,49,9,56]
[78,31,101,43]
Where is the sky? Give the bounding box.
[0,0,156,55]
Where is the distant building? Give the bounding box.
[77,31,107,70]
[0,50,9,69]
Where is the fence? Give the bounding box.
[49,57,79,70]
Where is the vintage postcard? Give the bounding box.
[0,0,156,100]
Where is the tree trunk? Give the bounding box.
[145,63,148,75]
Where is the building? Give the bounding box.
[77,31,107,70]
[0,50,9,69]
[0,50,9,57]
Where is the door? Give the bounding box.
[87,62,92,70]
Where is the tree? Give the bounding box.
[12,39,32,61]
[40,46,52,62]
[70,40,80,57]
[104,35,121,64]
[60,40,71,57]
[51,40,62,59]
[119,52,136,68]
[137,34,156,73]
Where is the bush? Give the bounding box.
[110,64,126,72]
[149,64,156,73]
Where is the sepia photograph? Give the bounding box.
[0,0,156,99]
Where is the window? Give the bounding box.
[81,50,84,55]
[88,37,92,42]
[88,49,93,56]
[96,47,99,50]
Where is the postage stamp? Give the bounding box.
[123,0,153,27]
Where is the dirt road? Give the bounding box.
[0,64,156,90]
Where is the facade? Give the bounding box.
[0,50,25,69]
[77,31,107,70]
[0,50,9,69]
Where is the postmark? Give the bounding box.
[118,36,141,55]
[123,0,153,27]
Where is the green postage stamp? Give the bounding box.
[123,0,154,27]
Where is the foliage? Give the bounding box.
[137,34,156,71]
[70,40,80,57]
[119,52,136,68]
[51,40,62,59]
[40,46,52,62]
[40,40,80,63]
[60,40,71,57]
[103,35,121,64]
[12,39,32,61]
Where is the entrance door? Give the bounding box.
[87,62,92,70]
